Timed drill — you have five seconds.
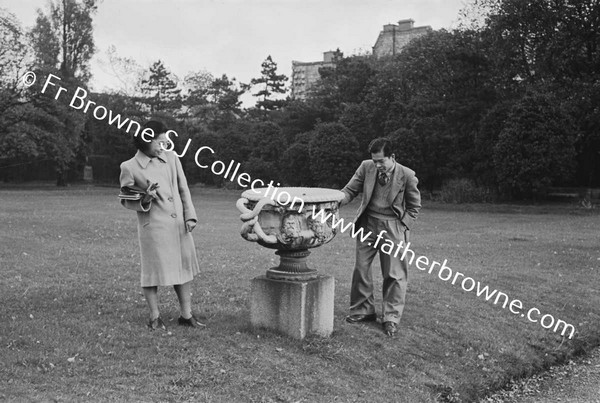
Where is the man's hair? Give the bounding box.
[368,137,394,157]
[133,120,168,151]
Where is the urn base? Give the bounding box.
[266,249,318,281]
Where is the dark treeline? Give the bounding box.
[1,0,599,200]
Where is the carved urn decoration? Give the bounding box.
[237,187,345,281]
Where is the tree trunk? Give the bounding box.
[56,169,67,187]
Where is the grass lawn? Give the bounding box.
[0,186,599,402]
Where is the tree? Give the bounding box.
[200,121,254,187]
[97,45,145,97]
[245,121,286,181]
[365,29,499,188]
[281,140,313,186]
[308,122,360,187]
[339,102,376,153]
[209,74,246,110]
[473,100,513,187]
[479,0,600,190]
[81,92,143,181]
[182,69,214,118]
[29,0,97,81]
[480,0,600,85]
[493,90,577,198]
[304,53,373,124]
[204,74,248,130]
[334,55,374,104]
[140,60,182,116]
[567,81,600,189]
[305,64,342,121]
[0,9,31,114]
[388,127,424,179]
[361,56,409,136]
[251,55,288,113]
[1,11,37,180]
[26,0,98,186]
[0,9,33,175]
[271,99,329,145]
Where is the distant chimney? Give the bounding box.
[383,24,396,32]
[397,19,414,31]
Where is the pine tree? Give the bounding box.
[140,60,182,115]
[251,55,288,112]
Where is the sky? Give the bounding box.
[3,0,469,103]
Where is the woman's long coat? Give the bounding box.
[120,150,199,287]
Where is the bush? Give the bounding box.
[438,178,496,203]
[493,91,577,198]
[280,142,312,186]
[308,122,360,188]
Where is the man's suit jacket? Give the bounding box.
[341,160,421,230]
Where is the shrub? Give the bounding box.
[308,122,360,188]
[438,178,496,203]
[493,91,577,198]
[280,142,312,186]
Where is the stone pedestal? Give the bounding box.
[250,275,334,339]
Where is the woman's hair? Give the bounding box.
[133,120,168,151]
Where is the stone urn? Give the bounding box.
[236,187,345,281]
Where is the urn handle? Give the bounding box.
[236,197,278,244]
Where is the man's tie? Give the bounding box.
[378,172,389,186]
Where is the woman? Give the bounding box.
[119,120,204,330]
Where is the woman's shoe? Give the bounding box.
[178,314,206,328]
[148,316,167,331]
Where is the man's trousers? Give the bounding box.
[349,214,409,324]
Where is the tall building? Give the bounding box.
[291,50,343,100]
[372,19,431,58]
[290,19,430,99]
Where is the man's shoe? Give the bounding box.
[345,313,377,324]
[178,314,206,328]
[383,321,398,336]
[148,316,167,331]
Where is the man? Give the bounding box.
[340,138,421,336]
